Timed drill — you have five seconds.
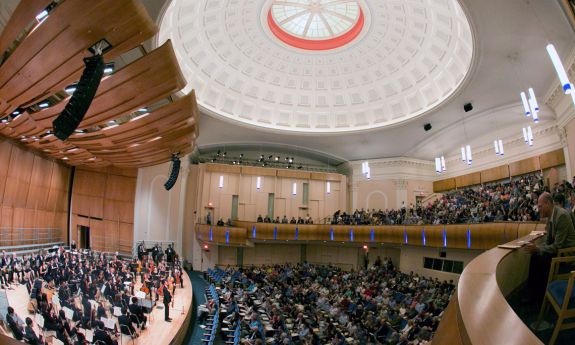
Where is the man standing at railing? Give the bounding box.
[524,192,575,305]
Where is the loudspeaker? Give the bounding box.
[423,123,432,131]
[464,103,473,112]
[164,156,181,191]
[53,55,105,140]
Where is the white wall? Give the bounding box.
[399,246,482,283]
[133,158,189,256]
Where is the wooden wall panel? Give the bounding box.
[71,167,137,254]
[480,165,510,184]
[434,178,456,193]
[241,166,277,177]
[0,138,71,246]
[455,172,481,188]
[206,164,241,174]
[276,169,311,179]
[539,149,565,169]
[509,157,541,177]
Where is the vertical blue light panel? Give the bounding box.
[349,229,354,241]
[225,230,230,244]
[404,228,408,244]
[443,226,447,248]
[422,228,426,246]
[274,226,277,240]
[252,225,256,239]
[370,229,375,242]
[467,227,471,249]
[209,227,213,241]
[295,227,299,240]
[330,228,334,241]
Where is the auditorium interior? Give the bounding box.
[3,0,575,344]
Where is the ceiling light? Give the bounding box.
[138,108,148,112]
[326,181,331,194]
[522,127,528,143]
[461,147,466,162]
[520,92,530,117]
[547,44,572,94]
[498,140,504,155]
[11,110,20,116]
[274,156,279,161]
[65,84,77,94]
[465,145,472,165]
[103,64,114,74]
[256,176,262,190]
[148,136,162,142]
[62,157,69,160]
[292,182,297,195]
[38,101,50,108]
[219,175,224,188]
[435,158,441,173]
[35,10,48,21]
[1,119,8,124]
[527,126,534,146]
[441,156,446,172]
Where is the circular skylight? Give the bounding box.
[158,0,475,133]
[268,0,364,50]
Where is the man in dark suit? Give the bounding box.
[118,307,137,338]
[129,296,147,329]
[93,321,118,345]
[162,280,172,322]
[24,317,44,345]
[6,306,23,340]
[525,192,575,302]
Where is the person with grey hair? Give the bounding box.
[525,192,575,304]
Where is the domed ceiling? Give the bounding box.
[158,0,474,133]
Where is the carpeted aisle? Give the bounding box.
[182,270,208,345]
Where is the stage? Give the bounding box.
[1,272,193,345]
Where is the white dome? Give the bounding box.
[158,0,475,133]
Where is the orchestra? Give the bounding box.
[1,243,183,344]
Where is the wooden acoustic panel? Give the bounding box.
[539,149,565,169]
[0,0,156,116]
[455,172,481,188]
[433,178,456,193]
[480,165,510,184]
[508,156,541,177]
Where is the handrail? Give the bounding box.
[0,228,62,247]
[432,233,544,345]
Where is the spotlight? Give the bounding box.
[217,150,221,157]
[65,84,77,95]
[288,157,294,163]
[35,10,48,21]
[268,155,273,159]
[138,107,148,112]
[38,101,50,108]
[222,152,226,157]
[211,158,216,162]
[11,109,21,116]
[103,63,114,74]
[275,156,279,161]
[239,154,244,158]
[1,119,8,124]
[260,154,264,159]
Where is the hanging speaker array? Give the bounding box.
[53,55,105,140]
[164,155,181,191]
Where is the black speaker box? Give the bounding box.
[464,103,473,112]
[53,55,105,140]
[164,157,181,191]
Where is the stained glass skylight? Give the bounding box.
[268,0,364,50]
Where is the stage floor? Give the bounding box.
[4,272,193,345]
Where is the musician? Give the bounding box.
[165,244,175,264]
[93,321,118,345]
[129,296,147,330]
[6,306,24,340]
[118,307,138,338]
[24,317,46,345]
[137,242,146,261]
[162,280,172,322]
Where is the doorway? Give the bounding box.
[77,225,90,249]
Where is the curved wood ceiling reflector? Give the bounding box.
[0,0,157,116]
[0,0,199,168]
[0,0,53,55]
